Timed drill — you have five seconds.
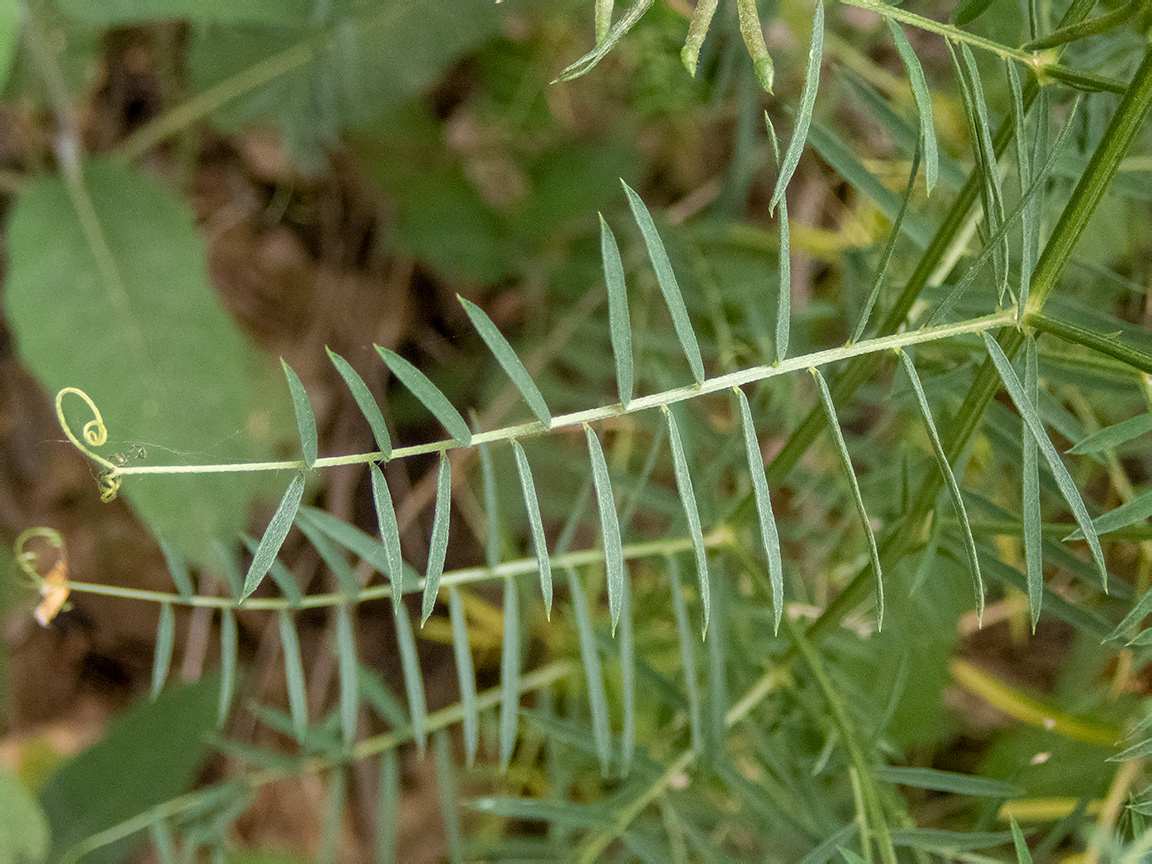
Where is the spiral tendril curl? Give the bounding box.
[55,388,123,500]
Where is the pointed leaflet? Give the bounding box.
[432,729,464,862]
[669,556,702,753]
[766,114,790,363]
[566,568,611,776]
[421,452,452,625]
[377,346,472,445]
[1068,490,1152,540]
[458,295,551,428]
[242,472,306,600]
[1069,413,1152,455]
[812,368,884,628]
[1007,61,1036,315]
[585,424,627,633]
[981,332,1108,590]
[663,405,712,636]
[281,359,317,468]
[335,604,358,745]
[1023,336,1043,630]
[618,561,635,775]
[370,462,406,615]
[394,602,427,755]
[151,602,175,699]
[376,750,399,863]
[621,181,705,385]
[513,440,553,617]
[887,20,938,195]
[326,347,391,458]
[600,214,634,407]
[768,0,824,215]
[499,575,520,772]
[278,609,308,743]
[158,538,193,599]
[735,387,784,634]
[449,587,479,765]
[896,351,984,620]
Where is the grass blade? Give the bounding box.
[619,560,635,775]
[555,0,654,82]
[981,332,1108,590]
[566,567,612,776]
[376,750,399,864]
[459,295,551,428]
[663,404,711,635]
[1023,336,1043,630]
[766,113,790,362]
[336,604,358,745]
[621,180,706,385]
[736,0,774,92]
[421,452,452,625]
[281,359,318,469]
[812,367,884,629]
[218,607,237,727]
[433,728,464,864]
[393,602,427,755]
[377,346,472,445]
[600,214,634,407]
[370,462,405,616]
[499,575,520,772]
[242,473,306,600]
[513,440,553,617]
[585,423,626,633]
[887,20,938,195]
[735,387,784,634]
[326,347,391,458]
[668,556,702,753]
[897,350,983,620]
[681,0,718,77]
[278,609,308,744]
[449,587,479,765]
[768,0,824,215]
[150,601,174,700]
[158,538,192,599]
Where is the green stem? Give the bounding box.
[1026,309,1152,374]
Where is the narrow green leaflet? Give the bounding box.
[336,604,358,745]
[433,729,464,864]
[370,462,406,615]
[681,0,719,77]
[377,346,472,444]
[513,441,553,616]
[1066,489,1152,540]
[887,20,938,195]
[619,563,635,774]
[812,368,884,628]
[219,608,238,726]
[297,505,388,576]
[281,358,317,468]
[242,472,306,599]
[566,568,612,775]
[151,601,175,699]
[290,520,353,599]
[766,113,790,363]
[1007,61,1036,313]
[394,603,427,755]
[278,609,308,743]
[669,556,702,753]
[1009,817,1033,864]
[1069,413,1152,454]
[376,751,399,863]
[422,452,452,625]
[768,0,824,215]
[1023,336,1043,629]
[621,181,706,385]
[449,587,479,765]
[585,423,627,633]
[705,574,727,755]
[556,0,654,81]
[662,405,711,635]
[319,766,346,864]
[897,351,983,619]
[874,766,1020,798]
[736,0,774,92]
[499,576,520,772]
[327,347,392,458]
[981,332,1108,590]
[459,295,551,428]
[735,387,784,633]
[158,537,193,599]
[478,434,501,571]
[600,214,634,407]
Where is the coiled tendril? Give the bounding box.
[55,387,122,501]
[14,527,70,626]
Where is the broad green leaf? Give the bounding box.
[555,0,654,81]
[335,604,358,745]
[376,751,399,863]
[1068,413,1152,455]
[278,610,308,744]
[888,20,938,194]
[377,347,472,445]
[897,351,983,619]
[600,214,634,407]
[326,347,391,458]
[433,729,464,864]
[812,368,884,628]
[0,0,21,95]
[981,333,1108,590]
[766,113,790,362]
[736,0,774,92]
[5,158,285,570]
[1066,489,1152,540]
[219,609,237,726]
[393,603,427,755]
[242,473,306,600]
[513,441,553,617]
[874,766,1020,798]
[280,359,317,468]
[151,601,175,700]
[59,0,310,24]
[1023,336,1043,630]
[499,575,520,772]
[669,556,702,753]
[157,538,193,599]
[369,462,405,615]
[681,0,718,77]
[566,568,611,775]
[621,181,706,385]
[421,452,452,625]
[768,0,824,215]
[459,295,551,427]
[663,405,711,635]
[449,587,479,765]
[585,424,626,633]
[735,387,784,633]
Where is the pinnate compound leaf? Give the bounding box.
[981,333,1108,591]
[327,347,391,458]
[887,20,938,195]
[769,0,824,215]
[394,603,427,755]
[5,159,285,571]
[513,441,553,617]
[242,473,306,600]
[566,568,612,776]
[421,452,452,625]
[151,601,175,700]
[735,388,784,633]
[449,588,479,765]
[459,295,551,427]
[278,610,308,743]
[621,181,706,385]
[377,346,472,444]
[663,405,711,636]
[370,462,406,615]
[336,604,358,745]
[281,359,317,468]
[600,214,634,406]
[585,424,626,633]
